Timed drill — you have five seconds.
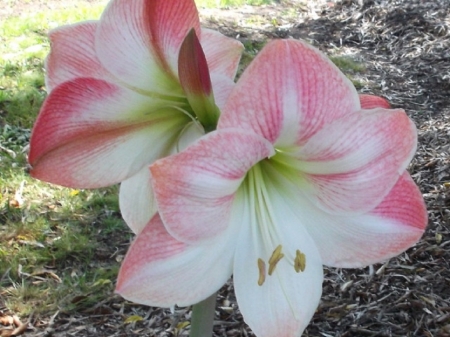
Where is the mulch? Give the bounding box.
[1,0,450,336]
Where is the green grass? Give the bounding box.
[0,0,129,318]
[330,55,366,74]
[0,3,108,127]
[330,55,366,89]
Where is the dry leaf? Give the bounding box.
[176,321,190,330]
[124,315,144,324]
[9,181,25,208]
[0,316,14,326]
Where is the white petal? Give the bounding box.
[96,0,199,94]
[119,167,157,234]
[232,182,323,337]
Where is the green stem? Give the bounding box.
[190,292,217,337]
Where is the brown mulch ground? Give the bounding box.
[2,0,450,336]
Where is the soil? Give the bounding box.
[1,0,450,336]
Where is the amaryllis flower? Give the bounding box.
[28,0,243,233]
[116,39,427,336]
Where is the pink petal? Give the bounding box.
[232,187,323,337]
[269,168,426,268]
[371,173,427,230]
[295,108,417,214]
[307,172,427,267]
[150,129,274,244]
[219,39,361,146]
[45,21,111,92]
[200,28,244,79]
[359,94,391,109]
[210,74,235,111]
[119,167,157,234]
[116,213,236,307]
[96,0,200,93]
[29,78,190,188]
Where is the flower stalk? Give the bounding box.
[190,292,217,337]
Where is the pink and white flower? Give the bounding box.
[116,39,427,336]
[28,0,243,233]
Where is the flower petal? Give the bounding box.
[96,0,200,93]
[200,28,244,79]
[150,129,274,244]
[119,167,157,234]
[359,94,391,109]
[29,78,190,188]
[116,213,236,307]
[232,183,323,337]
[266,167,426,268]
[293,108,417,213]
[310,173,427,267]
[45,21,111,92]
[210,74,235,111]
[219,39,361,146]
[119,122,204,234]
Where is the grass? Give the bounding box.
[0,2,108,128]
[0,0,129,319]
[329,55,367,89]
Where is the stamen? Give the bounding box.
[268,245,284,275]
[268,245,283,265]
[294,249,306,273]
[257,258,266,286]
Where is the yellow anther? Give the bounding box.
[268,245,284,276]
[268,245,283,265]
[294,249,306,273]
[257,258,266,286]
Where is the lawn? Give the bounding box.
[0,0,130,324]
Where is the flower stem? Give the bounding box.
[190,292,217,337]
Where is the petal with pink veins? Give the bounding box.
[200,28,244,79]
[290,108,417,214]
[232,181,323,337]
[116,213,237,307]
[359,94,391,109]
[210,74,236,111]
[150,129,275,244]
[219,39,361,146]
[45,21,111,92]
[263,165,426,268]
[29,78,190,188]
[96,0,200,94]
